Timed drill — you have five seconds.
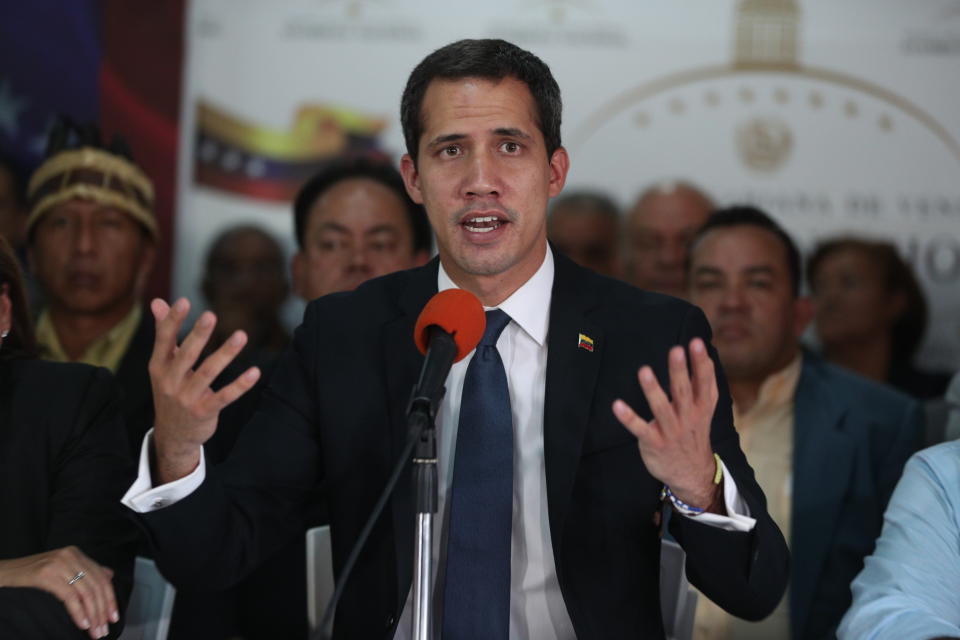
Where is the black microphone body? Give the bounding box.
[408,324,459,418]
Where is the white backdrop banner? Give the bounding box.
[176,0,960,370]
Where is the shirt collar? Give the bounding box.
[36,304,142,373]
[734,352,804,420]
[436,245,554,347]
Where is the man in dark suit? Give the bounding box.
[687,206,922,639]
[123,40,788,638]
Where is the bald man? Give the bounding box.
[625,181,713,299]
[547,191,621,277]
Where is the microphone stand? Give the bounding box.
[312,327,455,640]
[409,398,438,640]
[408,325,457,640]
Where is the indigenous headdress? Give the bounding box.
[26,118,157,239]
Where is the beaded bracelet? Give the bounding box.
[660,453,723,516]
[660,485,705,515]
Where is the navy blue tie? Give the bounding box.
[442,309,513,640]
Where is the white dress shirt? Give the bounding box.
[123,246,755,639]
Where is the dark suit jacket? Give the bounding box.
[137,253,789,639]
[790,353,922,640]
[169,354,327,640]
[0,359,139,639]
[115,309,155,459]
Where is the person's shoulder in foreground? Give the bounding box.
[838,439,960,640]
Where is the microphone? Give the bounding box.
[410,289,486,413]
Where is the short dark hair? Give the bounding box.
[807,237,928,365]
[292,158,431,255]
[0,235,37,360]
[400,39,562,164]
[690,205,802,296]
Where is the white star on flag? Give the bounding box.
[0,80,29,138]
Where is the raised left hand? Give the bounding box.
[612,337,721,512]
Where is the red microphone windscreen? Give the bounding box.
[414,289,486,362]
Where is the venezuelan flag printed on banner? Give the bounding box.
[193,100,388,202]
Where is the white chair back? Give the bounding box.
[117,556,176,640]
[660,539,698,640]
[306,525,335,631]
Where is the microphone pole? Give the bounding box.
[409,325,458,640]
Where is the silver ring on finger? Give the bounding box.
[67,570,86,586]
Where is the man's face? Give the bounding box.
[204,228,288,324]
[810,246,902,347]
[400,77,568,301]
[292,178,428,301]
[30,199,154,317]
[688,226,807,383]
[627,191,711,298]
[548,208,620,277]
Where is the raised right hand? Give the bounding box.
[148,298,260,484]
[0,546,117,639]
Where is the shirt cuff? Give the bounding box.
[678,460,756,532]
[121,428,206,513]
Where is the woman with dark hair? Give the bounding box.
[0,236,137,639]
[807,237,951,399]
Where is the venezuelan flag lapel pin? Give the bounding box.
[577,333,595,352]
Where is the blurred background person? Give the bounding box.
[547,190,621,277]
[291,157,431,302]
[26,120,158,457]
[200,224,290,362]
[807,237,952,400]
[625,180,713,299]
[0,236,138,640]
[687,207,921,640]
[171,225,290,639]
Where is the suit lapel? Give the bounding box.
[383,260,439,610]
[790,355,854,639]
[543,254,604,557]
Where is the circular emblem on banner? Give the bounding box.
[735,116,793,172]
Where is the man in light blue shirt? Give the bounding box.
[839,375,960,640]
